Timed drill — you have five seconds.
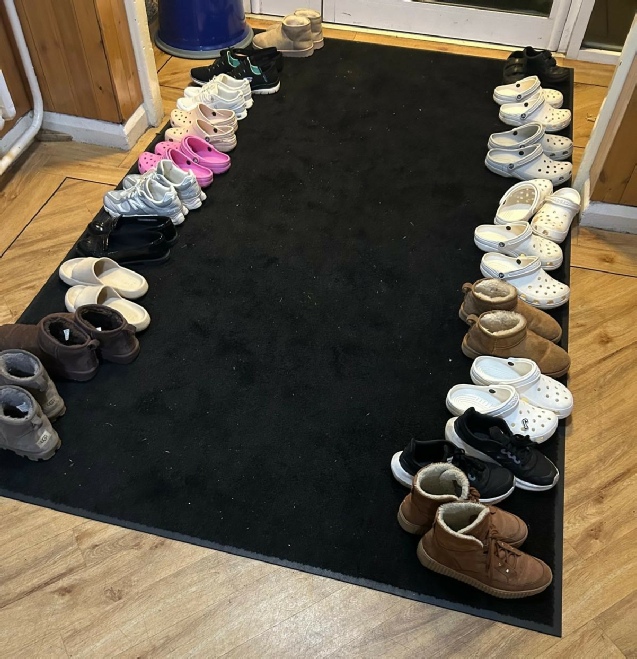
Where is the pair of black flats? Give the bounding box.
[76,214,178,265]
[503,46,569,85]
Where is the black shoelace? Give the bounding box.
[451,448,487,480]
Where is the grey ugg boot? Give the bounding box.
[294,9,323,49]
[0,385,61,460]
[0,350,65,420]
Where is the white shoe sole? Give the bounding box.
[252,81,281,95]
[390,452,413,488]
[444,419,559,492]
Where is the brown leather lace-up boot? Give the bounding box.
[460,278,562,343]
[398,463,527,547]
[419,501,552,599]
[462,310,570,378]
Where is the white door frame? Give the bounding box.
[559,0,621,64]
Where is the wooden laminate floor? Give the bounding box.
[1,22,636,657]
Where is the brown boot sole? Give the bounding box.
[417,540,552,599]
[461,336,482,360]
[397,506,426,535]
[458,306,469,324]
[2,438,62,461]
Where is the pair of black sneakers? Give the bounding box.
[392,407,559,504]
[503,46,569,85]
[190,47,282,94]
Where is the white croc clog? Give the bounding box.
[170,105,237,132]
[499,92,571,132]
[530,188,581,243]
[470,356,573,419]
[58,257,148,300]
[65,285,150,333]
[445,383,558,443]
[474,223,563,271]
[488,123,573,161]
[485,144,572,185]
[480,253,570,309]
[494,179,553,224]
[493,76,563,108]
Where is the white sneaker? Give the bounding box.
[185,75,252,108]
[103,177,185,225]
[178,83,247,119]
[123,161,205,213]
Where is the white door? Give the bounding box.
[253,0,573,52]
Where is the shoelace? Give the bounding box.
[483,525,521,577]
[452,448,487,481]
[500,432,535,466]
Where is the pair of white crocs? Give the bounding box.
[58,257,150,332]
[474,179,580,275]
[446,356,573,444]
[494,76,571,133]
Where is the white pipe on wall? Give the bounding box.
[0,0,43,176]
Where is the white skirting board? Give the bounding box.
[41,104,149,151]
[580,199,637,234]
[0,112,32,156]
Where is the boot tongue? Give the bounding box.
[439,470,463,497]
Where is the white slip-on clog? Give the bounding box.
[470,356,573,419]
[446,383,558,443]
[499,92,571,132]
[494,179,552,224]
[65,285,150,332]
[474,223,563,271]
[493,76,563,108]
[530,188,581,243]
[58,257,148,299]
[488,123,572,161]
[170,106,237,132]
[480,253,570,309]
[485,144,572,184]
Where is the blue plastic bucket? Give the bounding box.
[156,0,253,59]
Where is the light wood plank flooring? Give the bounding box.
[1,21,636,657]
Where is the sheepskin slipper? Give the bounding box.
[461,310,571,378]
[480,253,570,309]
[446,383,558,443]
[470,356,573,419]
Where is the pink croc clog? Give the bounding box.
[137,151,162,174]
[179,136,231,175]
[157,144,214,188]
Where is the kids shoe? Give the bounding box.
[397,463,527,544]
[419,501,552,598]
[461,310,570,378]
[294,8,323,49]
[104,176,185,225]
[459,278,563,343]
[0,385,61,460]
[252,15,314,58]
[0,349,66,420]
[522,46,569,85]
[445,408,560,491]
[391,438,515,504]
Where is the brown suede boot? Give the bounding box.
[460,279,562,343]
[418,501,552,598]
[72,305,139,364]
[0,315,99,381]
[398,463,527,547]
[462,310,570,378]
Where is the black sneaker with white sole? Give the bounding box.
[190,47,282,85]
[227,59,280,95]
[391,438,515,504]
[445,407,559,491]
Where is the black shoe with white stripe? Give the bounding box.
[391,438,515,504]
[227,58,280,95]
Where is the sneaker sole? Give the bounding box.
[444,418,559,492]
[252,81,281,95]
[417,540,552,599]
[390,452,413,488]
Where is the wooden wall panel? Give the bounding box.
[0,4,32,140]
[592,86,637,206]
[95,0,143,122]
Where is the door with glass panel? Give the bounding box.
[319,0,572,50]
